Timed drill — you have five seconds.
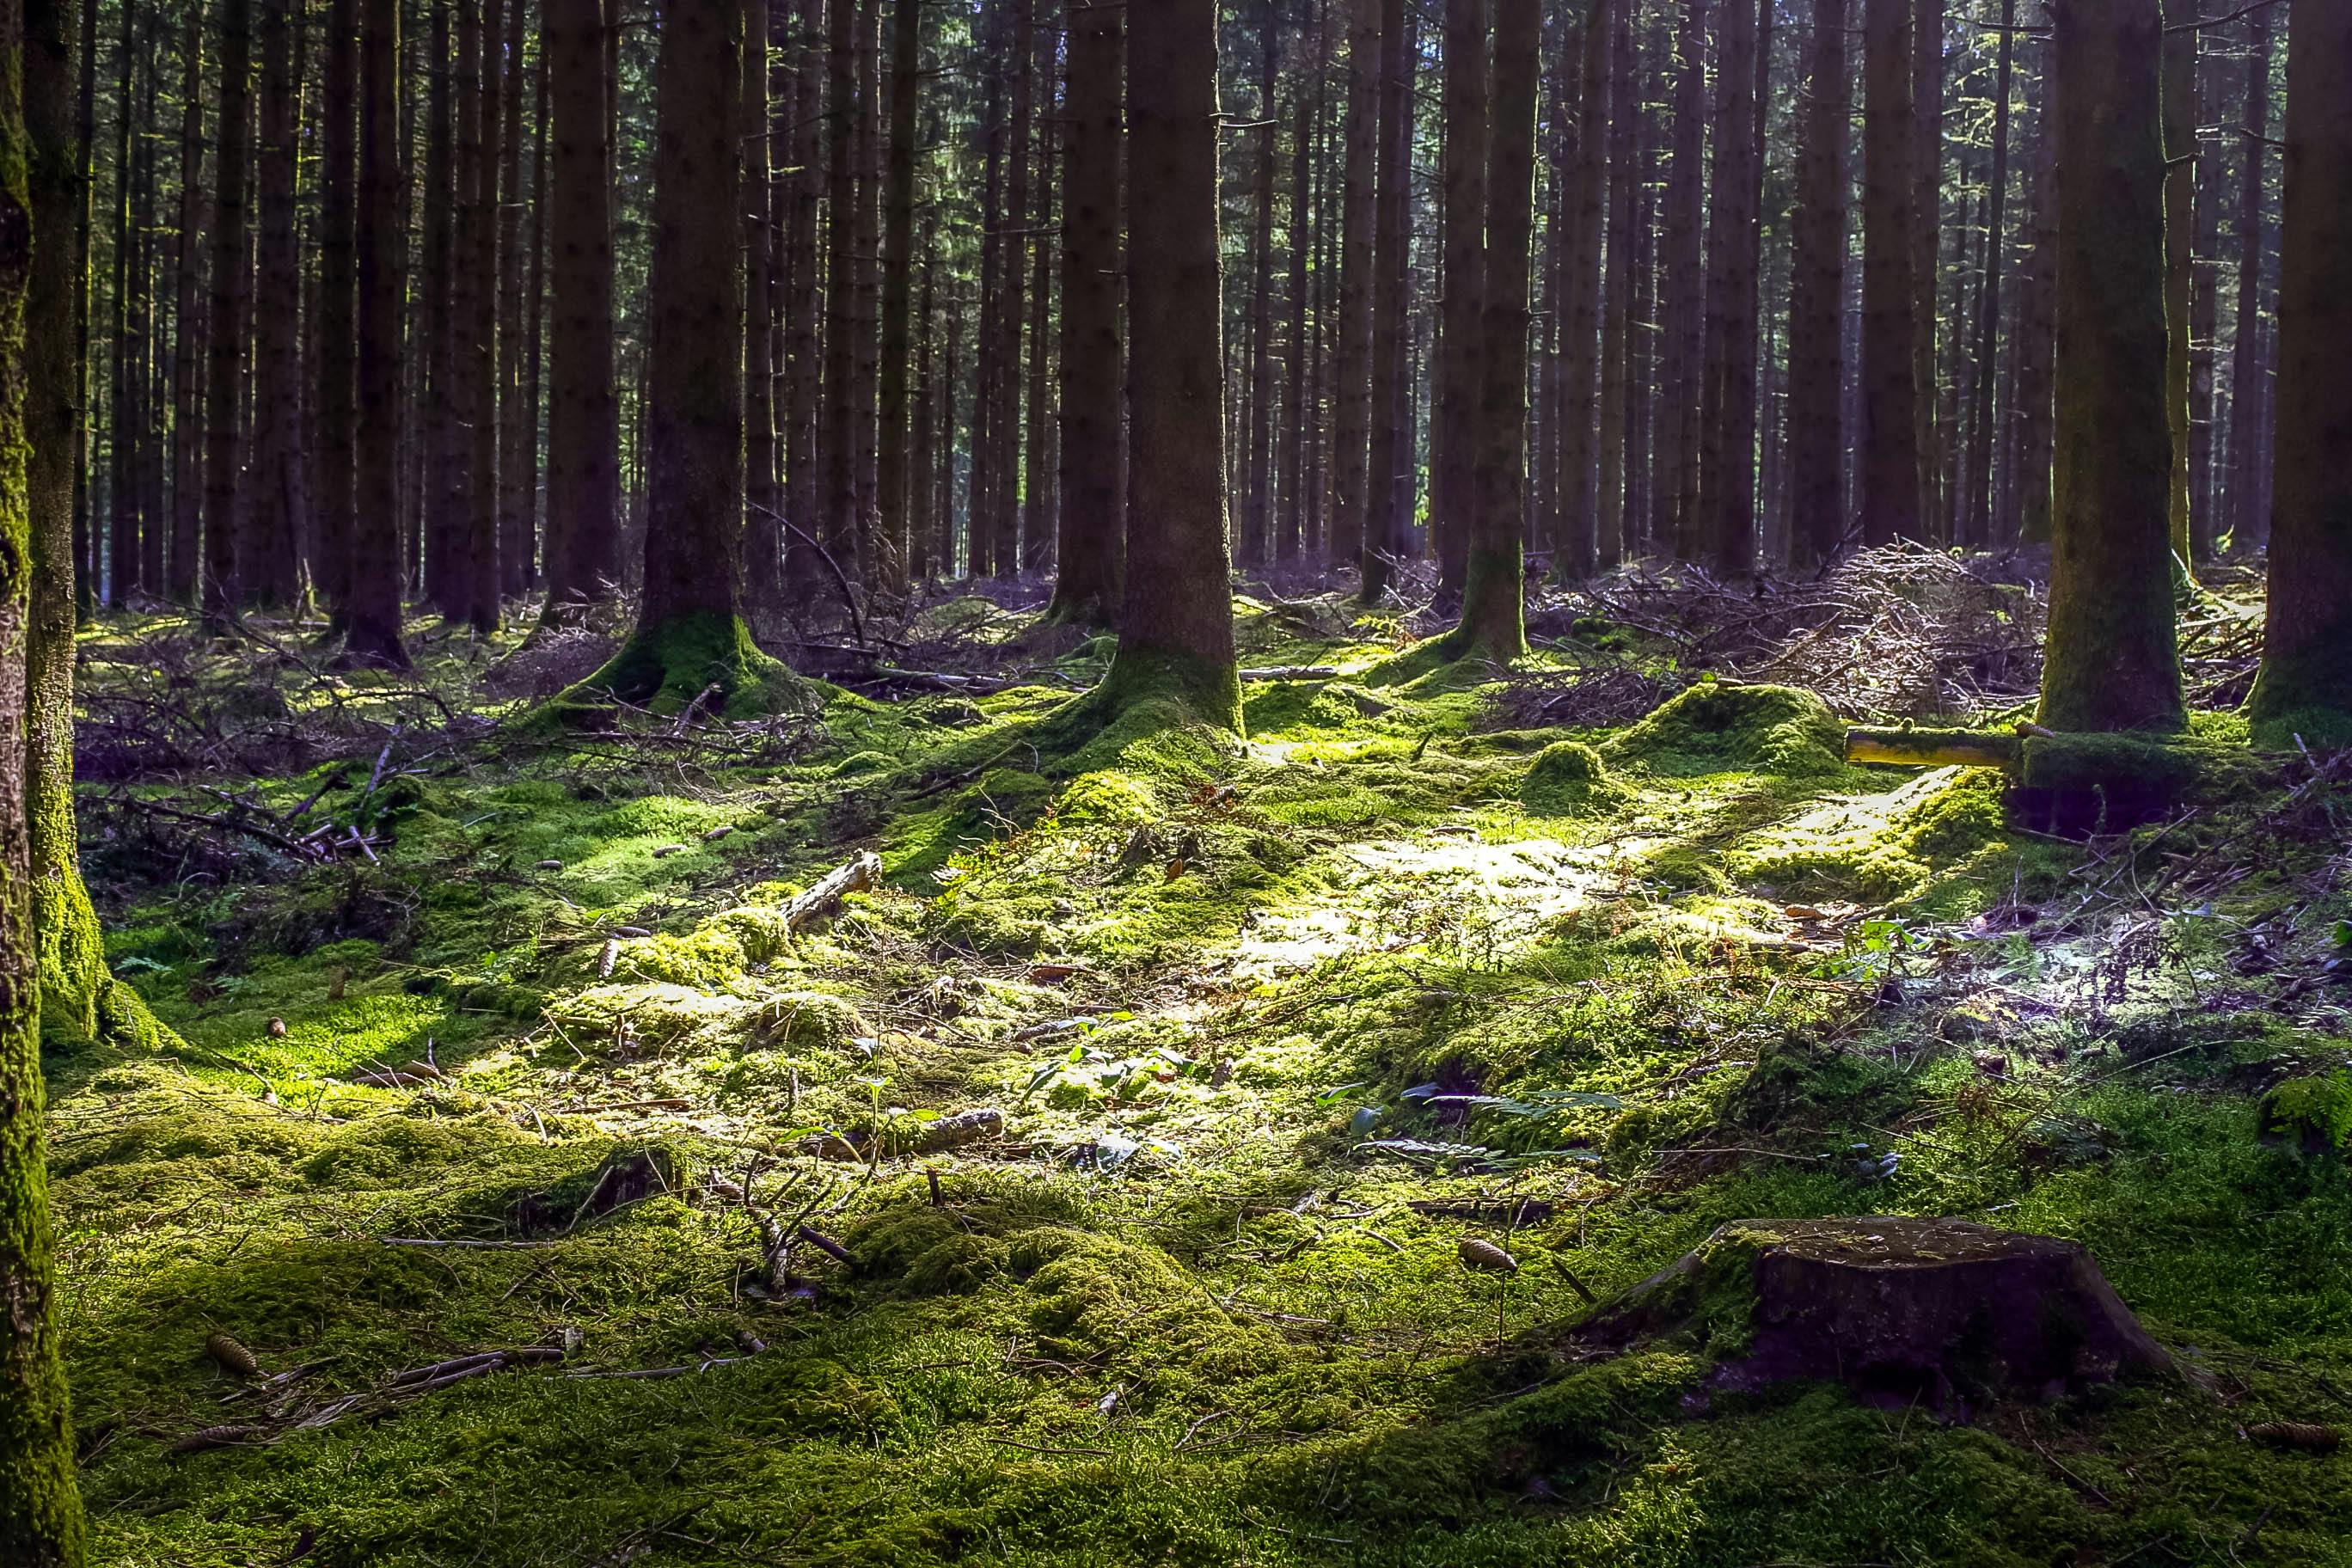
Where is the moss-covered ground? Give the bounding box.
[50,591,2352,1566]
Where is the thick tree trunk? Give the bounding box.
[1861,0,1922,546]
[540,0,621,622]
[1913,0,1943,535]
[1559,0,1610,579]
[852,0,883,582]
[2248,3,2352,739]
[422,2,458,612]
[169,12,203,604]
[9,9,90,1550]
[349,0,411,666]
[1048,0,1123,625]
[1787,0,1850,566]
[2038,0,2184,735]
[1240,2,1279,567]
[497,0,529,596]
[248,0,301,606]
[2226,9,2269,554]
[1432,0,1489,603]
[743,0,778,609]
[1329,0,1380,573]
[1449,0,1540,660]
[1359,0,1411,603]
[317,0,358,622]
[1699,0,1762,575]
[820,0,861,579]
[459,0,503,630]
[1103,0,1238,727]
[1020,15,1056,579]
[105,3,132,603]
[201,0,254,624]
[783,0,824,591]
[1596,0,1634,572]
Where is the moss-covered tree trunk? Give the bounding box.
[2037,0,2186,735]
[1045,0,1124,627]
[1098,0,1239,728]
[1445,0,1537,664]
[3,7,84,1559]
[2247,3,2352,744]
[348,0,411,667]
[565,0,787,716]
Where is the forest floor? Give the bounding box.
[47,552,2352,1567]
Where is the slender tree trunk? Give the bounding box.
[106,1,132,603]
[1020,11,1057,577]
[317,0,358,622]
[820,0,860,579]
[170,11,204,603]
[2226,8,2269,554]
[910,225,937,579]
[743,0,778,609]
[1329,0,1379,573]
[1559,0,1610,578]
[1240,1,1279,567]
[541,0,622,622]
[1962,0,2012,551]
[852,0,882,580]
[1596,0,1634,571]
[1433,0,1489,603]
[991,0,1032,577]
[1104,0,1238,726]
[423,2,458,610]
[458,0,502,630]
[2248,2,2352,738]
[2162,3,2195,567]
[2039,0,2184,734]
[1787,0,1849,566]
[875,0,920,590]
[1277,14,1314,562]
[72,0,96,615]
[248,0,301,606]
[202,0,255,623]
[965,6,1003,578]
[1048,0,1123,624]
[783,0,823,591]
[1861,0,1922,545]
[1359,0,1410,602]
[1699,0,1762,575]
[495,0,528,594]
[524,48,548,589]
[2014,37,2057,544]
[1655,0,1706,556]
[1913,0,1942,534]
[1450,0,1540,659]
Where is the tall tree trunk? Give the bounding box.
[1329,0,1379,573]
[851,0,882,580]
[457,0,502,631]
[1913,0,1942,534]
[1048,0,1123,624]
[1449,0,1540,659]
[1433,0,1488,603]
[1559,0,1610,578]
[991,0,1032,577]
[2226,8,2269,554]
[2014,37,2057,544]
[3,4,84,1552]
[910,225,937,579]
[1861,0,1922,545]
[783,0,824,591]
[1103,0,1238,726]
[248,0,301,606]
[497,0,529,595]
[2188,38,2221,559]
[1654,0,1706,556]
[318,0,358,622]
[423,1,457,611]
[820,0,860,579]
[1359,0,1410,602]
[541,0,622,622]
[1277,13,1314,562]
[2038,0,2184,734]
[1962,0,2013,550]
[2162,3,2195,567]
[1020,12,1056,577]
[1241,1,1279,567]
[1699,0,1762,575]
[1787,0,1849,566]
[72,0,97,615]
[1596,0,1634,571]
[2248,3,2352,738]
[743,0,778,609]
[105,0,132,603]
[524,47,548,591]
[875,0,920,591]
[349,0,410,665]
[170,9,203,604]
[202,0,255,623]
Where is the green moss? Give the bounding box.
[1608,682,1847,777]
[2259,1072,2352,1161]
[1731,768,2010,903]
[1521,741,1633,818]
[536,610,812,722]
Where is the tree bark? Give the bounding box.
[1359,0,1410,603]
[105,0,132,602]
[497,0,529,595]
[201,0,254,624]
[1699,0,1762,575]
[1961,0,2013,551]
[783,0,824,591]
[1432,0,1488,603]
[1861,0,1922,546]
[317,0,358,621]
[1449,0,1540,660]
[1048,0,1123,625]
[876,0,920,590]
[2247,3,2352,738]
[1787,0,1850,566]
[8,5,90,1549]
[2015,36,2057,544]
[743,0,778,610]
[540,0,622,622]
[248,0,302,606]
[1654,0,1706,556]
[1240,1,1279,567]
[2161,3,2195,567]
[1103,0,1239,728]
[168,11,203,603]
[348,0,411,665]
[458,0,503,631]
[1020,11,1056,578]
[2226,8,2269,554]
[2038,0,2184,735]
[1596,0,1634,572]
[1913,0,1943,535]
[1328,0,1379,573]
[1559,0,1610,579]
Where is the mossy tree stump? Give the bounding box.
[1579,1217,2174,1418]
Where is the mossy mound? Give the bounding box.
[1520,740,1633,817]
[534,610,815,724]
[1731,767,2009,903]
[1608,683,1847,776]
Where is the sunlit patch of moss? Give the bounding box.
[1730,766,2010,905]
[1521,740,1634,818]
[1608,681,1847,777]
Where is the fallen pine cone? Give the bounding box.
[2248,1422,2343,1452]
[174,1424,260,1453]
[1459,1239,1519,1274]
[205,1332,260,1378]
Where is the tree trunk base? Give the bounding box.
[534,610,812,726]
[1577,1216,2177,1419]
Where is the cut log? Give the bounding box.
[1239,665,1341,682]
[1577,1216,2175,1418]
[781,851,884,933]
[1845,726,2023,770]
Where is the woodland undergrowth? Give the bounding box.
[47,560,2352,1568]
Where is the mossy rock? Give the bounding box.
[1608,683,1846,776]
[1520,740,1632,818]
[2258,1071,2352,1161]
[1578,1216,2176,1418]
[753,990,862,1051]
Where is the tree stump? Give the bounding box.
[1578,1217,2174,1418]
